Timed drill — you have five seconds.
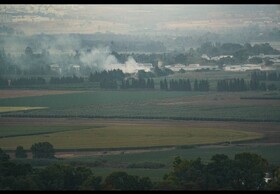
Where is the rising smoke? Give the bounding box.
[79,47,151,74]
[0,31,151,76]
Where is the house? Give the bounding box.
[71,64,80,72]
[50,64,61,73]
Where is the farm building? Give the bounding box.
[166,63,219,72]
[165,64,187,72]
[201,54,233,61]
[186,64,219,71]
[224,64,264,72]
[71,64,80,72]
[49,64,61,73]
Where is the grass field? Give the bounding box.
[0,122,262,150]
[0,106,47,113]
[1,87,279,181]
[0,90,280,121]
[0,125,98,138]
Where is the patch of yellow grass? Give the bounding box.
[0,107,48,113]
[0,125,263,150]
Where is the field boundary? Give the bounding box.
[0,126,104,139]
[1,114,280,122]
[2,137,265,152]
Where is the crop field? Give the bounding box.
[0,90,280,121]
[0,106,47,113]
[1,88,280,181]
[0,89,83,99]
[0,118,263,150]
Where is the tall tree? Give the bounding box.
[15,146,28,159]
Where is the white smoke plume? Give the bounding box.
[79,47,118,71]
[80,47,151,73]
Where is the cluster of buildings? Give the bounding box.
[224,64,279,72]
[165,63,277,73]
[165,64,219,72]
[165,53,280,73]
[49,53,280,75]
[49,64,80,75]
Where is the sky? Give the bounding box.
[0,4,279,36]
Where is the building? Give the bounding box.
[71,64,80,72]
[49,64,61,73]
[166,63,219,72]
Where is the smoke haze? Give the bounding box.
[80,47,151,73]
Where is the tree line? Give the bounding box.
[0,77,46,86]
[216,71,280,92]
[1,144,280,190]
[49,75,84,85]
[251,71,280,81]
[0,75,84,87]
[160,78,209,91]
[120,78,155,89]
[89,69,125,89]
[1,69,278,91]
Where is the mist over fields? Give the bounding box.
[0,4,280,77]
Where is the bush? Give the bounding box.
[15,146,28,159]
[30,142,55,159]
[127,162,165,169]
[0,148,10,161]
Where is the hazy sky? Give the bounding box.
[1,4,279,35]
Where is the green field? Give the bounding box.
[1,86,280,182]
[0,106,47,113]
[0,90,280,121]
[0,125,98,138]
[0,123,262,150]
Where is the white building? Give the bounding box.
[71,64,80,72]
[201,54,233,61]
[224,64,266,72]
[49,64,62,74]
[224,65,243,72]
[166,63,219,72]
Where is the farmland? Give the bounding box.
[0,106,47,113]
[0,89,82,99]
[0,90,280,121]
[1,89,280,183]
[0,118,263,150]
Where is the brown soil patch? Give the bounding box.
[0,89,83,99]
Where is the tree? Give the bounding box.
[103,171,152,190]
[79,175,102,190]
[266,166,280,190]
[0,148,10,161]
[194,79,198,91]
[206,154,234,190]
[31,142,55,159]
[232,152,268,190]
[164,156,207,190]
[15,146,28,158]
